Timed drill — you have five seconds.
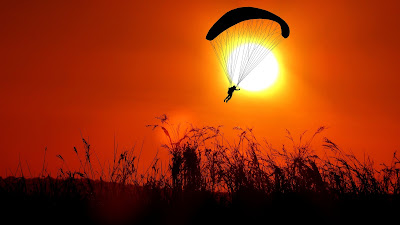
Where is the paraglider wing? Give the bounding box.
[206,7,290,41]
[206,7,290,87]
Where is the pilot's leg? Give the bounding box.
[226,95,231,103]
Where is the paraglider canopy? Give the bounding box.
[206,7,290,41]
[206,7,290,87]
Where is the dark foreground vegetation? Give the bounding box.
[1,116,400,225]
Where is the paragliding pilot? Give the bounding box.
[224,85,240,103]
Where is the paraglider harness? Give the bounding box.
[227,86,238,95]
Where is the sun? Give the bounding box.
[228,43,279,91]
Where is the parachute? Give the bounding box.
[206,7,290,86]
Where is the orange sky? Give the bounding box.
[1,0,400,177]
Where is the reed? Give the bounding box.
[1,115,399,224]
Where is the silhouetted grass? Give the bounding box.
[1,115,399,224]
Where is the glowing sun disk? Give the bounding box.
[228,43,279,91]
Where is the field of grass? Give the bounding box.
[1,115,399,225]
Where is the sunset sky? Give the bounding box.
[1,0,400,176]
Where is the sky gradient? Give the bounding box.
[1,0,400,176]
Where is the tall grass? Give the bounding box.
[1,114,399,224]
[144,116,400,197]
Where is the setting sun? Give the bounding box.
[228,43,279,91]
